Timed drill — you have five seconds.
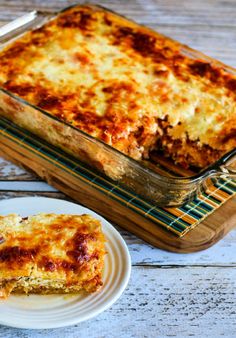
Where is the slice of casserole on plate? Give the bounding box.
[0,213,106,299]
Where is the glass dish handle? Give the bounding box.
[213,152,236,180]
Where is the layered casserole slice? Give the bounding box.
[0,4,235,169]
[0,213,106,299]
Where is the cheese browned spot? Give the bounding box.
[0,5,235,169]
[0,213,106,299]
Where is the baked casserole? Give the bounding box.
[0,4,235,171]
[0,213,106,299]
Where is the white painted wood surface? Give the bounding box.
[0,1,236,337]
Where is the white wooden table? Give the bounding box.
[0,1,236,337]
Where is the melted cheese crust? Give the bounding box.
[0,213,106,299]
[0,5,235,168]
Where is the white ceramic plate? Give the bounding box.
[0,197,131,329]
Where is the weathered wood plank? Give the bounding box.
[126,229,236,267]
[0,190,66,200]
[0,181,56,191]
[0,0,236,27]
[0,266,235,338]
[0,158,40,180]
[0,158,37,180]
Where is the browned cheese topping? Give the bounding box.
[0,5,235,168]
[0,214,106,298]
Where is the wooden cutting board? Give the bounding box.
[0,133,235,253]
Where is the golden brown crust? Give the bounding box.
[0,4,235,169]
[0,213,106,299]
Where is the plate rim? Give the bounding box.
[0,196,131,329]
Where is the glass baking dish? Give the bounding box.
[0,5,235,207]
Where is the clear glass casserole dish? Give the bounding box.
[0,5,235,207]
